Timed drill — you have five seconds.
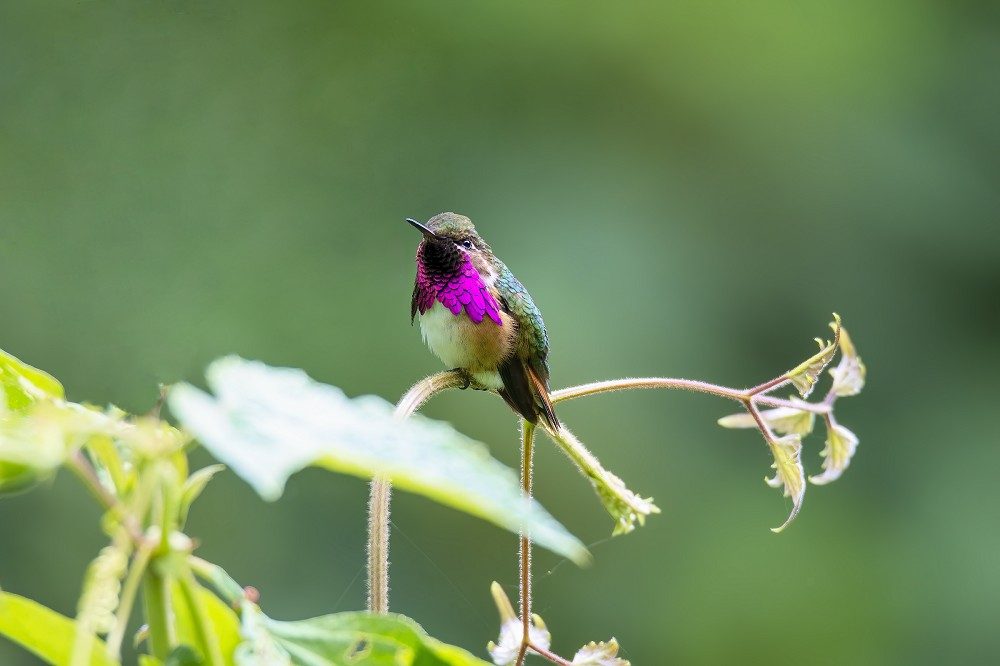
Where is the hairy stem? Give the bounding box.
[755,395,831,413]
[745,399,778,441]
[551,377,747,403]
[746,375,792,396]
[515,421,536,666]
[366,477,391,614]
[366,370,470,613]
[393,370,471,419]
[528,642,574,666]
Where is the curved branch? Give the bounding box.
[367,370,470,613]
[551,377,746,404]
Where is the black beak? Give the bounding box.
[406,218,437,239]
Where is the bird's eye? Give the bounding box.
[460,239,474,249]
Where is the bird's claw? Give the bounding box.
[453,370,472,390]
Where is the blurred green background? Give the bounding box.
[1,1,998,664]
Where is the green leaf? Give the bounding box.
[165,645,204,665]
[0,591,118,666]
[250,609,488,666]
[172,579,240,666]
[0,460,45,496]
[169,357,587,565]
[0,402,76,474]
[809,419,859,486]
[764,434,805,533]
[0,347,64,411]
[178,464,225,527]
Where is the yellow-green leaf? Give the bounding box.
[764,434,805,533]
[0,591,118,666]
[785,314,841,398]
[0,348,64,411]
[809,420,859,486]
[572,639,629,666]
[0,403,80,493]
[545,424,658,537]
[0,460,43,495]
[828,324,866,397]
[178,464,225,528]
[717,402,815,436]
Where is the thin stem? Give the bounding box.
[366,370,470,613]
[106,541,154,659]
[366,477,391,614]
[393,370,470,419]
[744,399,777,442]
[551,377,747,404]
[156,465,180,555]
[515,421,536,666]
[746,375,791,396]
[528,642,574,666]
[552,376,831,416]
[67,451,146,544]
[755,395,831,413]
[67,451,118,511]
[142,569,174,660]
[514,640,530,666]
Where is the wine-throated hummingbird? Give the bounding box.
[408,212,559,431]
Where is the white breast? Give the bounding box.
[417,301,509,390]
[419,301,469,369]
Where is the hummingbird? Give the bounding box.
[408,212,560,431]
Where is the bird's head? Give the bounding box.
[407,212,495,275]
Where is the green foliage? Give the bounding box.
[0,592,118,666]
[239,608,488,665]
[715,317,866,532]
[0,352,516,666]
[0,344,613,665]
[0,460,43,495]
[171,577,238,665]
[0,312,865,666]
[168,356,587,564]
[0,348,65,408]
[0,349,71,495]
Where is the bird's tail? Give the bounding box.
[498,358,560,431]
[527,366,560,432]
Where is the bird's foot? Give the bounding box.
[453,369,472,390]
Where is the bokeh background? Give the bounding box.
[1,1,998,664]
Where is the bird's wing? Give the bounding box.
[494,266,558,430]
